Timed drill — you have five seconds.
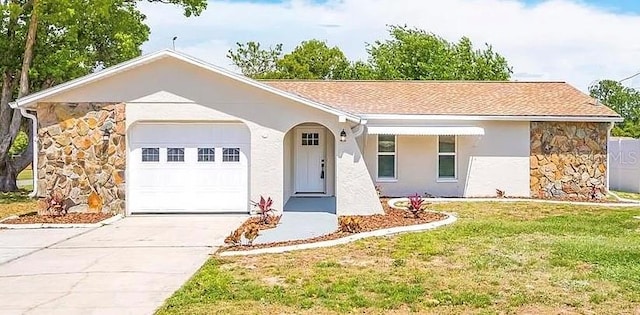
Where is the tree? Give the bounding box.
[0,0,207,192]
[228,39,351,80]
[227,41,282,79]
[366,25,512,80]
[277,40,351,79]
[589,80,640,138]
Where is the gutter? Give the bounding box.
[18,107,38,198]
[360,114,624,123]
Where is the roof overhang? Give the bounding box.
[368,126,485,136]
[361,114,624,123]
[9,50,361,123]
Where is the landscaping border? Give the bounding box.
[218,213,457,256]
[388,196,640,209]
[0,214,123,229]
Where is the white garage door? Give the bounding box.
[128,123,249,213]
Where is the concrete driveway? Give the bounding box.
[0,215,246,315]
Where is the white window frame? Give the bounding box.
[141,148,160,162]
[437,135,457,182]
[167,147,185,162]
[376,134,397,181]
[222,148,241,162]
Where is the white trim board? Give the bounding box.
[10,50,361,123]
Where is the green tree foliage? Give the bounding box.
[8,131,27,156]
[367,25,512,80]
[229,40,351,79]
[589,80,640,138]
[277,40,351,79]
[0,0,207,191]
[227,41,282,79]
[228,25,512,81]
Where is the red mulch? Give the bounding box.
[2,212,115,224]
[221,199,447,252]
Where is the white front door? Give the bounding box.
[295,128,326,193]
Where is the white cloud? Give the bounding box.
[139,0,640,90]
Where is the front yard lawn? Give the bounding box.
[0,190,37,220]
[613,190,640,201]
[158,201,640,314]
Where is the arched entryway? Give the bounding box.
[283,122,336,208]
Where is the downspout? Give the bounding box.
[606,121,614,192]
[19,107,38,198]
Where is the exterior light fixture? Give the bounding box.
[340,129,347,142]
[102,129,111,143]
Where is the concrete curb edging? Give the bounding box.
[387,196,640,209]
[0,214,123,229]
[218,213,457,257]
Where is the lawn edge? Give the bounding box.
[0,213,123,229]
[387,197,640,209]
[218,212,457,256]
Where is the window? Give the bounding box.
[438,135,456,180]
[301,132,319,146]
[198,148,215,162]
[377,135,396,179]
[167,148,185,162]
[223,148,240,162]
[141,148,159,162]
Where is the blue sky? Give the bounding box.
[139,0,640,90]
[228,0,640,13]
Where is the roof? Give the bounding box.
[263,80,621,119]
[10,50,360,122]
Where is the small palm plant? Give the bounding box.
[408,193,424,218]
[257,196,274,224]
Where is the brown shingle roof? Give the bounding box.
[262,80,620,117]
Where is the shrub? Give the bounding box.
[224,228,243,246]
[257,196,274,224]
[44,191,67,216]
[339,217,362,233]
[243,223,260,245]
[408,193,424,218]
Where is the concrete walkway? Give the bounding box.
[0,215,246,315]
[255,197,338,244]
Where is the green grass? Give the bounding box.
[0,190,37,219]
[157,202,640,315]
[17,168,32,181]
[613,190,640,201]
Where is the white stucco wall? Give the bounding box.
[46,57,382,215]
[608,137,640,193]
[363,120,530,197]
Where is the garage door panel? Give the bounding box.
[129,123,249,213]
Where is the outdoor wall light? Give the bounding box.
[101,121,113,143]
[102,129,111,143]
[340,129,347,142]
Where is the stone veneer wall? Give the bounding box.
[37,102,126,213]
[530,121,608,199]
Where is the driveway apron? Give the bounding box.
[0,215,246,315]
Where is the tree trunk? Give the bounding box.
[0,1,38,192]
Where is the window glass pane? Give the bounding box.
[141,148,159,162]
[167,148,185,162]
[223,148,240,162]
[378,135,395,152]
[378,155,395,178]
[439,135,456,153]
[438,155,455,178]
[198,148,215,162]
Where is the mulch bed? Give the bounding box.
[2,212,116,224]
[221,199,447,252]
